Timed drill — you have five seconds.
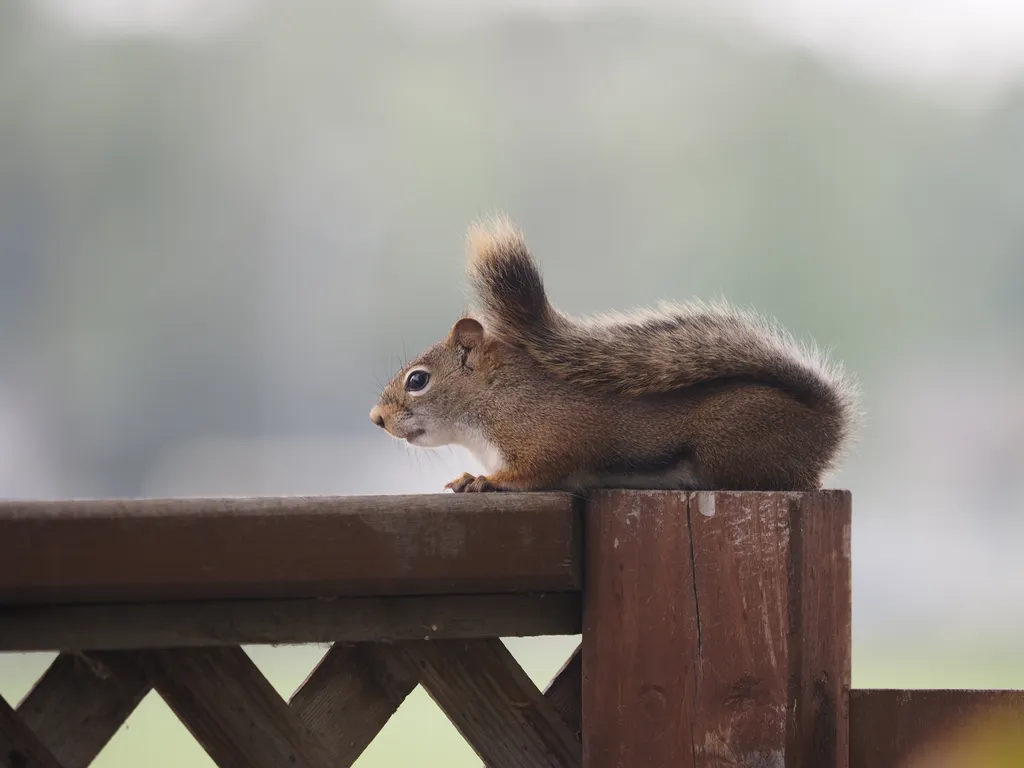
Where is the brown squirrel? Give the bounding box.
[370,216,859,493]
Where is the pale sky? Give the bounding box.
[39,0,1024,102]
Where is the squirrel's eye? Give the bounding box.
[405,370,430,392]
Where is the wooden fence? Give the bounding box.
[0,490,1020,767]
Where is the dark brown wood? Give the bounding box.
[785,491,852,768]
[289,644,418,766]
[0,593,582,651]
[396,638,582,768]
[689,492,791,765]
[0,494,581,604]
[850,689,1024,768]
[582,491,699,767]
[16,652,150,768]
[482,644,584,768]
[0,695,65,768]
[582,490,851,768]
[543,644,582,740]
[141,646,334,768]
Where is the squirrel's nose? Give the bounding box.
[369,406,385,429]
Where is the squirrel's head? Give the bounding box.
[370,317,493,447]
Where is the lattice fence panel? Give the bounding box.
[1,641,582,768]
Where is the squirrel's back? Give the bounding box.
[465,215,860,474]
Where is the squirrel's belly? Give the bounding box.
[560,460,706,492]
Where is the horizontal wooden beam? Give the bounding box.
[0,494,582,605]
[850,689,1024,768]
[0,593,581,651]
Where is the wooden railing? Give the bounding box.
[0,490,1021,767]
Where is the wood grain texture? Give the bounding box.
[0,494,582,604]
[0,695,65,768]
[482,644,584,768]
[850,689,1024,768]
[689,491,791,766]
[785,491,852,768]
[582,490,851,768]
[141,646,334,768]
[289,643,418,766]
[582,491,698,767]
[0,593,582,651]
[16,652,150,768]
[396,639,582,768]
[543,644,582,740]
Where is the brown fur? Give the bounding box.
[370,216,860,492]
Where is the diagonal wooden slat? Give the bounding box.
[288,643,418,767]
[140,646,335,768]
[11,643,420,768]
[482,643,583,768]
[15,652,150,768]
[396,638,582,768]
[0,694,66,768]
[541,644,581,739]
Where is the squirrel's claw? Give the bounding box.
[465,476,499,492]
[444,472,476,492]
[445,473,501,493]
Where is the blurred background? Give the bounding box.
[0,0,1022,764]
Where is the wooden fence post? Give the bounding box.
[582,490,851,768]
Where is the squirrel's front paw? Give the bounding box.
[444,473,477,492]
[444,473,501,493]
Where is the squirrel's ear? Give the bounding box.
[450,317,484,349]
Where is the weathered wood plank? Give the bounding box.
[396,638,582,768]
[0,494,582,604]
[785,491,852,768]
[543,644,582,740]
[0,695,65,768]
[16,652,150,768]
[689,491,792,766]
[140,646,334,768]
[0,593,582,651]
[850,689,1024,768]
[582,491,699,767]
[582,490,851,768]
[289,644,418,766]
[482,644,583,768]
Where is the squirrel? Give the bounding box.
[370,215,859,493]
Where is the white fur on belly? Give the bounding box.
[458,429,505,474]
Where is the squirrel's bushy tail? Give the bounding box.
[465,216,861,459]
